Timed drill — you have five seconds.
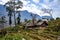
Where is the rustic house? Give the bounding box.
[23,19,48,29]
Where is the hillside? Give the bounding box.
[0,18,60,40]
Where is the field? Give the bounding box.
[0,27,59,40]
[0,18,60,40]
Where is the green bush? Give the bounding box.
[48,19,60,31]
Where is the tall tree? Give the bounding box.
[30,14,37,25]
[42,9,53,20]
[24,18,28,23]
[15,0,23,25]
[10,0,22,26]
[5,1,13,26]
[8,11,12,26]
[17,11,21,25]
[5,0,23,26]
[56,17,60,20]
[0,16,6,28]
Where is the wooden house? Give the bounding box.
[23,20,48,29]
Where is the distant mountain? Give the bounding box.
[20,10,41,21]
[0,5,7,17]
[42,16,51,20]
[0,5,51,21]
[20,10,51,20]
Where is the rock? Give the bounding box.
[22,38,26,40]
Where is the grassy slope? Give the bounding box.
[0,19,60,40]
[0,28,58,40]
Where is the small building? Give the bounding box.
[36,21,48,27]
[23,21,48,29]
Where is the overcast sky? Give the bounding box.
[0,0,60,19]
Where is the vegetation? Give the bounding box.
[30,14,37,25]
[48,18,60,32]
[0,17,60,40]
[0,0,60,40]
[0,16,6,28]
[5,0,23,26]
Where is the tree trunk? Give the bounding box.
[18,12,20,25]
[14,11,16,26]
[32,19,35,25]
[9,16,12,27]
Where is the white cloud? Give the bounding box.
[44,0,49,4]
[0,1,4,5]
[19,0,51,17]
[41,4,50,9]
[41,13,50,16]
[1,0,59,18]
[0,0,9,5]
[20,0,30,6]
[54,0,58,3]
[48,0,59,7]
[32,0,40,3]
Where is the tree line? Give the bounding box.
[4,0,23,26]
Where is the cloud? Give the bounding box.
[41,13,50,16]
[32,0,40,3]
[41,3,50,9]
[54,0,58,3]
[44,0,50,4]
[19,0,51,17]
[0,0,9,5]
[0,0,51,17]
[48,0,59,7]
[20,0,30,6]
[0,0,60,18]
